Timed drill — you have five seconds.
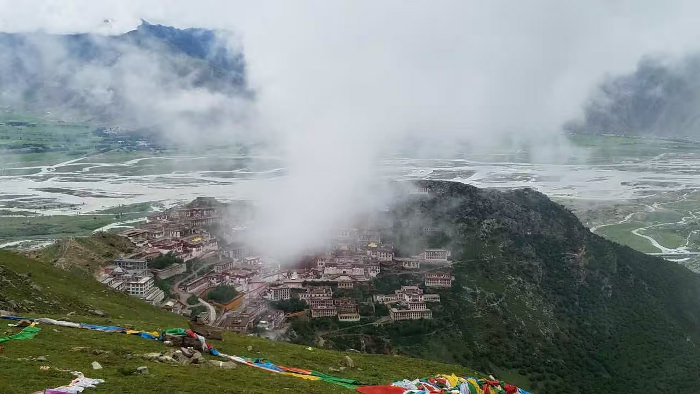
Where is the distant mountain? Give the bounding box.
[566,55,700,138]
[294,180,700,393]
[0,21,249,128]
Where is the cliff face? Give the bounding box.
[320,181,700,393]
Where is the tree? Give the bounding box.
[149,252,183,270]
[271,298,307,313]
[205,285,238,304]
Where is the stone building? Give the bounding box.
[425,272,453,288]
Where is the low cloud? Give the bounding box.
[5,1,700,258]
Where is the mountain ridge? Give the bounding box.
[291,181,700,393]
[0,21,249,129]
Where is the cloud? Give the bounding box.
[5,0,700,258]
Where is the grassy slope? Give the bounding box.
[594,221,659,253]
[0,250,478,393]
[27,232,137,273]
[306,181,700,393]
[395,182,700,392]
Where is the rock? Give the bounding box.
[246,345,253,351]
[35,356,47,362]
[306,347,313,351]
[92,361,102,370]
[67,311,76,316]
[163,340,173,346]
[180,347,194,357]
[190,351,203,364]
[136,366,149,374]
[89,309,107,317]
[163,333,185,346]
[328,367,341,372]
[143,352,161,361]
[339,366,346,371]
[157,355,176,363]
[208,360,237,369]
[343,355,355,368]
[171,351,190,365]
[16,319,32,328]
[182,336,200,348]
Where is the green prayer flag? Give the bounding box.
[0,325,40,343]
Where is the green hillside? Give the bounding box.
[293,181,700,393]
[27,232,136,273]
[0,250,481,393]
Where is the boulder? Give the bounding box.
[190,351,203,364]
[92,361,102,370]
[136,366,149,374]
[163,333,185,346]
[89,309,107,317]
[16,319,32,328]
[182,336,201,348]
[157,355,177,363]
[143,352,161,361]
[180,347,194,358]
[171,350,193,364]
[208,360,236,369]
[343,355,355,368]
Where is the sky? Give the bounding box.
[3,0,700,141]
[3,0,700,258]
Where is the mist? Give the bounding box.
[4,0,700,259]
[566,53,700,138]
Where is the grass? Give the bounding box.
[568,133,700,163]
[639,228,687,250]
[0,213,147,245]
[0,114,100,165]
[95,202,159,216]
[26,232,136,273]
[0,250,480,393]
[595,221,659,253]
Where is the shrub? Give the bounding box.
[206,285,238,304]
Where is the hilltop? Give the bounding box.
[289,181,700,393]
[27,232,136,273]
